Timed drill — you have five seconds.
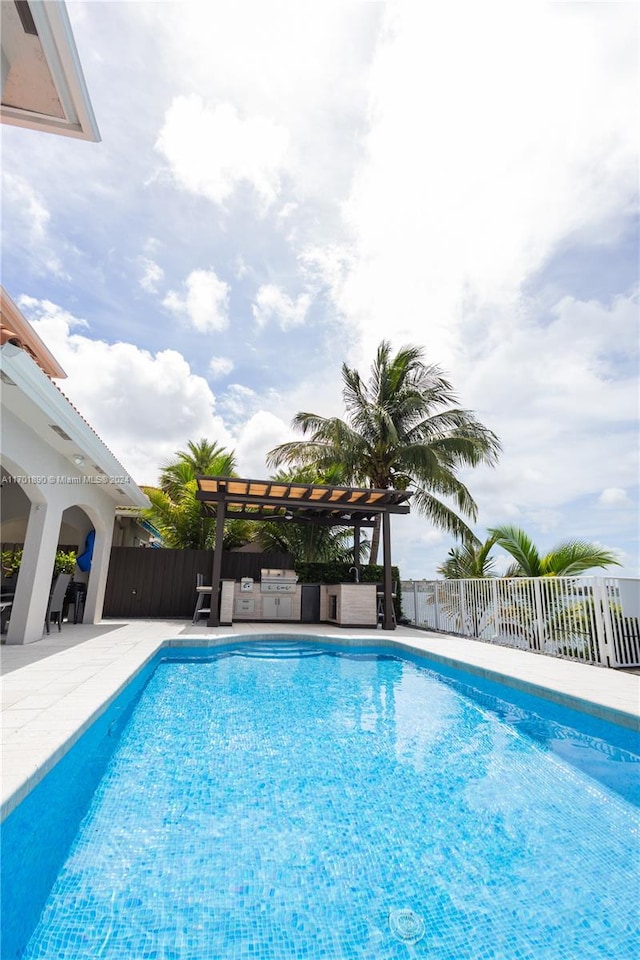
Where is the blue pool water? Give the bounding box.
[2,641,639,959]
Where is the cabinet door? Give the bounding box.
[263,596,278,619]
[263,595,293,619]
[277,596,293,619]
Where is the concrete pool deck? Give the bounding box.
[2,620,639,821]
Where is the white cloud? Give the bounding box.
[209,356,234,378]
[218,384,258,423]
[234,256,249,279]
[155,96,290,210]
[144,237,162,256]
[163,269,230,332]
[18,298,235,485]
[419,529,446,547]
[456,291,639,524]
[467,292,639,419]
[148,3,379,206]
[17,294,88,332]
[382,289,639,579]
[320,3,638,371]
[2,173,67,278]
[234,410,292,478]
[5,173,49,241]
[299,244,353,297]
[138,257,164,293]
[252,283,311,330]
[277,202,299,221]
[598,488,632,508]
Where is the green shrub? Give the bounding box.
[1,548,76,578]
[54,551,77,575]
[1,548,22,577]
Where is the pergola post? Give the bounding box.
[382,510,394,630]
[207,500,226,627]
[354,524,361,578]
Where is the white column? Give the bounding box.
[83,519,114,624]
[6,500,62,644]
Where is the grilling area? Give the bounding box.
[195,476,412,630]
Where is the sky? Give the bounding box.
[1,0,638,579]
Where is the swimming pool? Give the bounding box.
[2,640,639,959]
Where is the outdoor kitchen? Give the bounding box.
[230,568,378,627]
[233,569,302,622]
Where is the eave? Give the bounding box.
[0,286,66,379]
[1,342,149,509]
[1,1,100,141]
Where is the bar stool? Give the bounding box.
[192,573,213,623]
[376,583,397,626]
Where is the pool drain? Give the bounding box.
[388,908,425,945]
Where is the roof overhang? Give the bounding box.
[1,342,149,509]
[196,476,412,527]
[1,0,100,141]
[1,286,66,379]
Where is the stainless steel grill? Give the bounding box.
[260,569,298,593]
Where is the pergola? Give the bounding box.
[195,476,412,629]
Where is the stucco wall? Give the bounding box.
[1,408,116,642]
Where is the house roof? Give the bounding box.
[0,287,66,379]
[1,0,100,141]
[196,476,412,527]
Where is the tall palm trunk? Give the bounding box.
[369,515,381,566]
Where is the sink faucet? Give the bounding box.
[348,566,359,583]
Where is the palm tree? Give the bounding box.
[143,439,250,550]
[142,483,208,550]
[437,534,498,579]
[434,525,621,654]
[160,439,236,499]
[488,525,621,577]
[257,518,365,564]
[267,341,501,563]
[485,525,622,654]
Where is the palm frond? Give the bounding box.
[539,541,621,576]
[411,489,478,540]
[146,440,242,550]
[437,534,497,579]
[489,525,543,577]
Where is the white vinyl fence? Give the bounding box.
[400,577,640,668]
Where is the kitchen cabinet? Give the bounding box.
[262,595,293,619]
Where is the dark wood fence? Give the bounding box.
[103,548,293,619]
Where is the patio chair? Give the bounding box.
[62,580,87,624]
[45,573,72,634]
[1,577,15,634]
[0,598,13,634]
[192,573,212,624]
